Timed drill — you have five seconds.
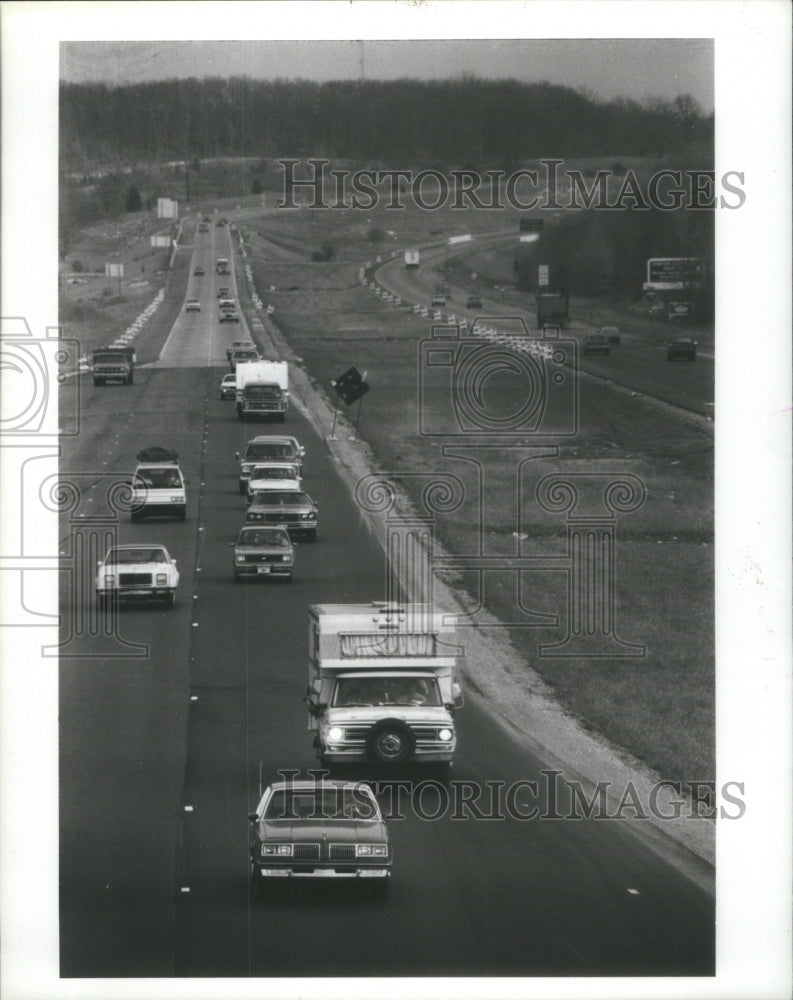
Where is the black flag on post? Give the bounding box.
[331,366,370,406]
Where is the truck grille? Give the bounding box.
[293,843,320,860]
[119,573,152,586]
[342,726,370,743]
[342,724,449,746]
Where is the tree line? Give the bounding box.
[60,75,712,168]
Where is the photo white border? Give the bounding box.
[1,2,791,999]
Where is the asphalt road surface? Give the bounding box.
[59,220,714,978]
[377,244,714,419]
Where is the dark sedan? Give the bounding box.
[248,780,391,897]
[246,489,318,539]
[667,336,697,361]
[583,333,610,355]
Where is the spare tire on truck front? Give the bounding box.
[367,719,415,764]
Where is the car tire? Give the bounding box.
[93,377,101,386]
[165,592,176,609]
[178,509,186,521]
[239,482,246,495]
[128,373,134,385]
[278,414,285,423]
[130,510,141,522]
[367,719,415,765]
[306,529,317,542]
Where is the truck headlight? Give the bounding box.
[438,728,453,742]
[242,465,251,474]
[236,554,245,563]
[328,726,344,742]
[103,574,115,586]
[282,554,291,562]
[155,573,168,585]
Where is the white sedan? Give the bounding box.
[95,544,179,608]
[246,462,301,499]
[220,373,237,400]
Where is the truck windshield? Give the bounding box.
[252,467,295,479]
[245,443,293,459]
[245,385,282,399]
[332,676,442,708]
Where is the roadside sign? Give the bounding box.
[645,257,703,289]
[331,366,371,406]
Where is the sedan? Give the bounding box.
[246,489,318,539]
[220,373,237,400]
[667,336,697,361]
[232,525,294,581]
[582,333,610,355]
[220,310,240,324]
[194,266,205,276]
[95,544,179,608]
[185,299,201,313]
[599,325,621,344]
[247,462,301,498]
[466,295,482,309]
[248,780,391,897]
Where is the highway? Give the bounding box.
[376,243,714,420]
[58,218,714,978]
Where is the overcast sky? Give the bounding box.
[60,39,714,111]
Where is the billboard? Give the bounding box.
[644,257,704,289]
